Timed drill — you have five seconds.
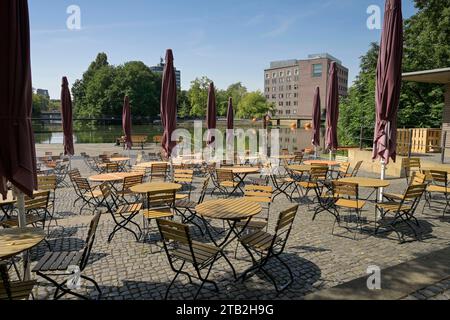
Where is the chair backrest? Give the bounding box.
[402,158,421,178]
[74,177,91,192]
[69,169,81,182]
[351,161,363,177]
[147,190,176,209]
[273,205,299,252]
[173,169,193,183]
[106,163,119,173]
[332,181,359,199]
[403,183,427,200]
[335,155,349,163]
[24,190,50,211]
[429,171,448,187]
[157,219,201,266]
[244,185,273,204]
[80,212,102,271]
[293,152,303,164]
[339,163,351,176]
[37,175,57,191]
[150,163,168,181]
[309,166,328,182]
[131,166,147,176]
[122,175,143,190]
[216,168,234,184]
[198,177,211,204]
[410,172,427,186]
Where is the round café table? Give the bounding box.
[228,167,260,196]
[338,177,390,202]
[288,165,312,173]
[89,172,141,183]
[304,160,340,167]
[135,161,170,168]
[130,182,182,196]
[196,198,262,279]
[0,227,46,280]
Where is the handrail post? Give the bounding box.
[441,130,447,164]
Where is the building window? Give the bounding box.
[272,87,276,92]
[279,101,283,106]
[293,101,298,106]
[266,73,270,79]
[279,71,284,77]
[293,110,297,114]
[272,72,276,78]
[286,110,291,115]
[294,93,298,98]
[286,77,291,82]
[294,69,299,75]
[279,86,284,91]
[294,84,298,90]
[279,94,284,99]
[287,70,292,76]
[312,64,323,77]
[272,94,276,99]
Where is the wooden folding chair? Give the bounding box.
[376,184,427,243]
[213,168,238,198]
[73,178,105,214]
[100,184,143,242]
[402,158,421,185]
[173,169,194,200]
[115,174,143,204]
[33,213,102,300]
[423,170,449,217]
[38,175,58,227]
[349,161,363,177]
[385,172,426,201]
[1,262,36,300]
[157,219,229,300]
[238,205,299,293]
[174,177,210,235]
[150,163,168,182]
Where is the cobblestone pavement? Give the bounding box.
[8,157,450,300]
[403,278,450,300]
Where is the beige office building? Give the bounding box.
[264,53,349,120]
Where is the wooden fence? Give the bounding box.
[397,128,442,155]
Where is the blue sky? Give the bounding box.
[29,0,417,99]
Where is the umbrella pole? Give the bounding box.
[314,146,318,159]
[329,150,333,161]
[379,159,386,202]
[13,187,31,280]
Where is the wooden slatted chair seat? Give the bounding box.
[376,202,412,212]
[141,208,173,220]
[297,181,318,188]
[383,192,404,200]
[240,231,281,252]
[335,198,366,209]
[427,185,447,193]
[1,214,44,227]
[115,203,143,216]
[172,241,220,265]
[33,251,83,272]
[175,199,197,209]
[176,194,189,200]
[220,181,238,188]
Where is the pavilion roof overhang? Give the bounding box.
[402,67,450,84]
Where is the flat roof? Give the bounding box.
[402,68,450,84]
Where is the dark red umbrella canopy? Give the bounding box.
[61,77,74,156]
[122,95,132,150]
[226,97,234,130]
[206,82,217,145]
[325,61,339,151]
[372,0,403,164]
[0,0,37,198]
[160,49,177,157]
[312,87,321,147]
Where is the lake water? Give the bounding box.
[33,120,325,153]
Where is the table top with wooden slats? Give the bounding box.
[196,199,262,220]
[135,161,170,168]
[304,160,340,166]
[130,182,182,194]
[0,228,46,260]
[338,177,390,188]
[229,167,260,174]
[288,165,312,172]
[422,167,450,174]
[0,190,16,206]
[109,157,131,162]
[89,172,142,182]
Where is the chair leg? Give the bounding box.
[165,261,186,300]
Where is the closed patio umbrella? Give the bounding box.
[61,77,74,159]
[312,87,321,158]
[0,0,37,205]
[160,49,177,158]
[326,61,339,159]
[0,0,37,280]
[372,0,403,200]
[122,95,132,150]
[226,97,234,162]
[206,82,217,146]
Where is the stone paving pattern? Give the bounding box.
[8,153,450,300]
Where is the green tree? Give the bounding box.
[32,93,49,116]
[188,76,212,117]
[226,82,247,109]
[236,91,275,119]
